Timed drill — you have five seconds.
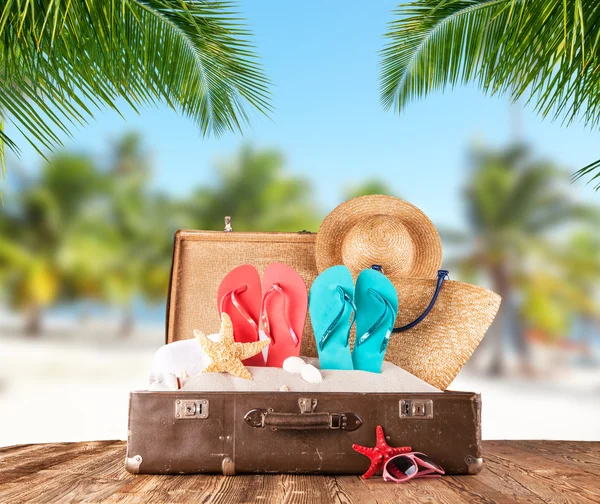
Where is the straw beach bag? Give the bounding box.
[312,195,502,390]
[388,276,500,389]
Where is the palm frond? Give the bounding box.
[0,1,271,163]
[381,0,600,187]
[572,158,600,188]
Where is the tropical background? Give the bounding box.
[1,1,599,446]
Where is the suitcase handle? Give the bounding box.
[244,408,363,431]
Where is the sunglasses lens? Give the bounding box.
[388,456,417,478]
[415,453,443,472]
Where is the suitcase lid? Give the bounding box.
[166,230,318,349]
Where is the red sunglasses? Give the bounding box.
[382,452,445,483]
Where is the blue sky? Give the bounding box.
[5,0,600,229]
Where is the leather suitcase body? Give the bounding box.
[126,391,482,475]
[125,230,483,475]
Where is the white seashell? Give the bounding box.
[150,338,211,381]
[283,356,306,374]
[149,372,179,391]
[301,364,322,384]
[279,385,290,391]
[163,373,180,390]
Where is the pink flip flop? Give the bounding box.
[261,263,308,367]
[217,265,264,367]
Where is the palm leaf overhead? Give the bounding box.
[0,0,270,168]
[381,1,600,187]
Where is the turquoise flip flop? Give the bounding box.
[352,268,399,373]
[309,265,356,370]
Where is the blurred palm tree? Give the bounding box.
[0,155,108,334]
[189,145,322,232]
[99,133,181,336]
[0,132,188,335]
[381,1,600,187]
[522,232,600,340]
[0,0,270,173]
[444,144,600,375]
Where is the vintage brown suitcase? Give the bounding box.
[126,390,482,475]
[126,230,483,475]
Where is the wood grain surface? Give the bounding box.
[0,441,598,503]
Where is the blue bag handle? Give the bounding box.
[371,266,449,333]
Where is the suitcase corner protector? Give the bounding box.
[465,455,483,474]
[222,457,235,476]
[125,454,143,474]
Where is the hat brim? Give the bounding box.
[315,195,443,280]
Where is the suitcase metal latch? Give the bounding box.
[298,397,318,414]
[399,399,433,419]
[175,399,209,419]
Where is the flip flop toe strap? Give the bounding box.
[219,286,258,331]
[261,283,299,347]
[356,288,396,353]
[318,286,356,351]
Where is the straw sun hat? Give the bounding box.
[315,195,443,282]
[311,195,501,390]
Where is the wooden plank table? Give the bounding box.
[0,441,598,503]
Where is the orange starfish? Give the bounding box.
[352,425,411,479]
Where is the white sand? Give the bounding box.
[181,357,440,393]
